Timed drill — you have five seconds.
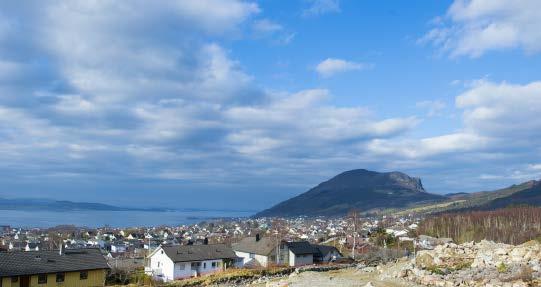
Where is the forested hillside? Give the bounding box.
[417,207,541,245]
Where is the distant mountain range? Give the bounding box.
[255,169,444,217]
[443,179,541,211]
[0,198,164,212]
[255,169,541,217]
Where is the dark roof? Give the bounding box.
[0,249,109,277]
[232,237,277,256]
[160,244,237,263]
[312,244,342,257]
[286,241,319,255]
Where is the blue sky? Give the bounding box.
[0,0,540,210]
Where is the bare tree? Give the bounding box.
[348,209,360,260]
[271,219,287,265]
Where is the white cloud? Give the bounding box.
[303,0,341,17]
[175,0,260,33]
[54,95,98,115]
[251,19,295,45]
[416,100,447,117]
[456,80,541,137]
[315,58,372,78]
[366,133,489,159]
[0,1,419,193]
[252,19,283,34]
[530,164,541,171]
[367,80,541,161]
[421,0,541,57]
[225,89,418,155]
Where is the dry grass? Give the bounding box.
[163,267,294,287]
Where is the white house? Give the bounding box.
[312,244,342,263]
[111,243,127,253]
[232,235,283,267]
[233,236,328,267]
[146,244,240,282]
[285,241,318,267]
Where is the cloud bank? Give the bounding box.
[421,0,541,57]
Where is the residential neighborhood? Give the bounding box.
[0,214,424,285]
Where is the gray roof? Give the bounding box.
[312,244,342,257]
[161,244,237,263]
[0,249,109,277]
[231,237,277,256]
[286,241,319,255]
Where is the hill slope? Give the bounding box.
[0,198,164,212]
[473,180,541,210]
[397,179,541,214]
[255,169,444,217]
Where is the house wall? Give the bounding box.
[288,251,313,267]
[1,269,106,287]
[149,248,227,282]
[149,248,175,281]
[173,259,223,280]
[317,250,342,262]
[234,251,270,267]
[110,245,126,253]
[327,250,341,262]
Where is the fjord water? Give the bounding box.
[0,209,253,228]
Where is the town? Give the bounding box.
[0,213,429,286]
[2,0,541,286]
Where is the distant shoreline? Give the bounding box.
[0,197,256,213]
[0,209,253,229]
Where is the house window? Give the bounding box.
[56,272,65,283]
[11,277,18,283]
[212,262,216,268]
[80,271,88,280]
[249,253,255,259]
[203,262,207,268]
[38,274,47,284]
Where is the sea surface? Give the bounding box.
[0,209,254,228]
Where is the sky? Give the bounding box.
[0,0,540,210]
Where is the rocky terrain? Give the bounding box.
[245,240,541,287]
[389,240,541,286]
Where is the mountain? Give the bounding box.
[395,179,541,215]
[0,198,164,212]
[447,180,541,211]
[255,169,444,217]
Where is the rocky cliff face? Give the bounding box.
[387,171,425,192]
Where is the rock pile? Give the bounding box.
[393,240,541,286]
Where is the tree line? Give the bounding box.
[417,207,541,245]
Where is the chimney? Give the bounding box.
[204,238,209,245]
[255,234,260,242]
[59,242,63,256]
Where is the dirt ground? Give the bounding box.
[247,268,420,287]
